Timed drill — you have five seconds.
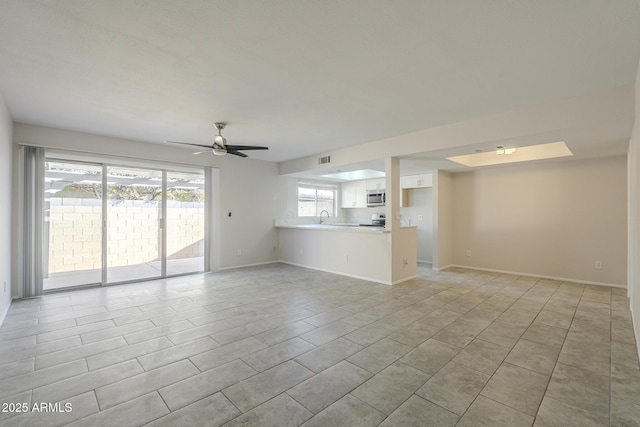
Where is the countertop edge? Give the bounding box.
[275,224,390,233]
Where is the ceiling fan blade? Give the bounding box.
[166,141,213,150]
[168,124,266,159]
[227,150,248,158]
[225,145,269,151]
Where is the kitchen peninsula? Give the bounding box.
[276,219,417,285]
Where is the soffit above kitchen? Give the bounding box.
[280,83,635,177]
[0,1,639,164]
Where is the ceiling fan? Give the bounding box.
[167,123,268,158]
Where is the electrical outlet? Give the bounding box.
[417,214,423,221]
[466,249,472,257]
[595,260,603,269]
[403,258,409,265]
[236,249,242,256]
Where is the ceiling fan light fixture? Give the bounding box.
[447,141,571,167]
[495,146,515,155]
[213,135,226,149]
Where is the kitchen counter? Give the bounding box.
[275,223,388,233]
[274,219,416,233]
[275,218,417,285]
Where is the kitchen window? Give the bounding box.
[297,182,337,217]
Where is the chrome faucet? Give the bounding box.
[319,210,330,224]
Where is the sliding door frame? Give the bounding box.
[101,163,108,285]
[41,152,210,291]
[161,170,168,279]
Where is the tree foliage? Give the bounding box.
[60,183,204,203]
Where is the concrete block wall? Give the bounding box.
[47,198,204,273]
[166,204,205,259]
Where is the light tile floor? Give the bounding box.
[1,263,639,426]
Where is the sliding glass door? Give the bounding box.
[106,166,163,283]
[43,160,103,290]
[43,157,206,290]
[166,171,205,276]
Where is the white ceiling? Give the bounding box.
[1,1,639,165]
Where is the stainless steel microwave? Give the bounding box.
[367,190,385,207]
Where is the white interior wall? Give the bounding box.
[278,228,393,284]
[217,161,285,269]
[0,93,12,326]
[279,177,300,221]
[391,226,418,283]
[401,188,433,263]
[433,171,454,269]
[387,157,417,283]
[629,59,640,356]
[12,124,284,285]
[452,156,628,286]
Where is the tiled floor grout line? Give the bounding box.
[367,363,440,425]
[153,388,173,422]
[609,288,613,427]
[466,394,533,423]
[283,389,318,418]
[1,265,637,426]
[426,276,544,425]
[469,276,604,422]
[515,282,580,425]
[349,274,520,424]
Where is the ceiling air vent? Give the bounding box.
[318,155,331,165]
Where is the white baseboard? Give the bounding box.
[448,264,626,289]
[211,260,626,289]
[632,310,640,373]
[392,275,418,285]
[214,260,280,271]
[278,260,400,286]
[215,260,416,286]
[0,299,10,328]
[431,264,454,272]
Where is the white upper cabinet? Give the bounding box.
[355,180,367,207]
[341,181,357,208]
[341,180,368,208]
[341,179,380,208]
[366,178,385,191]
[402,173,433,189]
